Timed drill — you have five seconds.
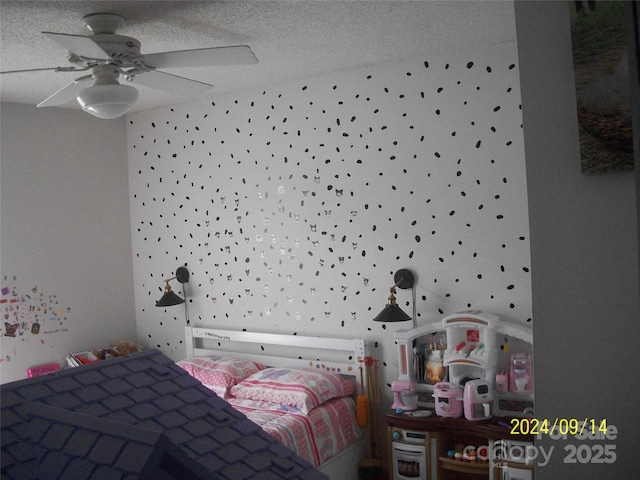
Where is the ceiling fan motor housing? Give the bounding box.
[90,34,142,67]
[63,36,142,71]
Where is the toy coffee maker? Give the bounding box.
[509,352,533,394]
[391,379,418,411]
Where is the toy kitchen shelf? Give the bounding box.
[386,410,535,480]
[442,312,498,387]
[393,310,534,417]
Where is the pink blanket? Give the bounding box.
[228,396,362,467]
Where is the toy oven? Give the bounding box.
[391,428,434,480]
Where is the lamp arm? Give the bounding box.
[162,267,190,287]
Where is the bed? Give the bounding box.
[2,348,337,480]
[179,326,367,480]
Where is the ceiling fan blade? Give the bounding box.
[141,45,258,69]
[37,75,93,108]
[42,32,111,61]
[131,70,213,96]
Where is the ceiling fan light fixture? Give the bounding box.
[76,84,139,119]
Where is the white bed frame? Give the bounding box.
[184,326,367,480]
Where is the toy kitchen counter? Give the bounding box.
[386,410,535,480]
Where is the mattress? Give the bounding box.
[228,396,363,468]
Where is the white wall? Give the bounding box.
[127,34,532,471]
[0,103,136,383]
[127,40,531,366]
[516,2,640,478]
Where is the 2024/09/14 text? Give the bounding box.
[508,418,608,437]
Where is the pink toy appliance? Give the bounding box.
[463,379,493,421]
[495,371,509,393]
[433,382,463,418]
[391,379,418,411]
[509,352,533,395]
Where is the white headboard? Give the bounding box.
[184,326,366,377]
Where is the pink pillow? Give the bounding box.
[177,355,264,398]
[229,367,356,413]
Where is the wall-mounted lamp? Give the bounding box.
[373,268,416,328]
[156,267,189,307]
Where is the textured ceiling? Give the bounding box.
[0,1,516,113]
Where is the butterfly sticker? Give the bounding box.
[4,322,19,337]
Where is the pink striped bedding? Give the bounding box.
[227,396,363,467]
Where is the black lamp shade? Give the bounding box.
[156,288,185,307]
[373,303,412,322]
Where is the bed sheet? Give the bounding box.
[227,396,362,468]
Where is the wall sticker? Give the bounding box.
[1,276,70,361]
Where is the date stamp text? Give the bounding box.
[509,417,609,436]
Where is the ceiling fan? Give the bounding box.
[1,13,258,119]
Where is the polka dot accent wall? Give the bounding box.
[127,44,531,376]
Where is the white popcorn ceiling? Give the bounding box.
[1,1,516,113]
[128,41,532,375]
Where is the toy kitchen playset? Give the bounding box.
[387,311,534,480]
